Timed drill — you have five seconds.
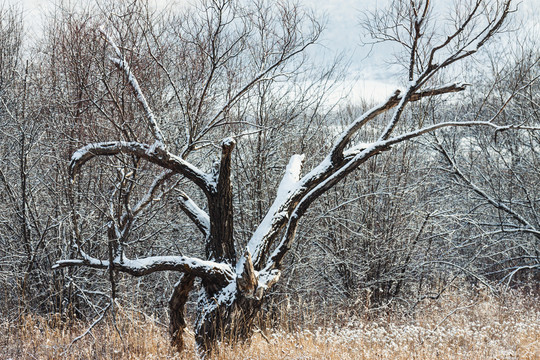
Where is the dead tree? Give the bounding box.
[52,0,527,355]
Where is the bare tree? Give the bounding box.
[430,32,540,290]
[52,0,530,354]
[0,3,63,316]
[0,3,27,314]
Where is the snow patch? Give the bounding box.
[245,154,305,265]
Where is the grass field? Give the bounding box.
[2,289,538,359]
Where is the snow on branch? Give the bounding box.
[100,27,166,147]
[53,253,234,283]
[246,154,304,269]
[176,190,211,237]
[436,141,540,236]
[70,141,214,194]
[385,121,540,147]
[330,83,468,162]
[254,269,281,299]
[213,137,236,188]
[266,143,390,269]
[246,83,476,271]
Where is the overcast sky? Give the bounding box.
[9,0,539,102]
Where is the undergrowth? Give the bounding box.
[2,288,538,359]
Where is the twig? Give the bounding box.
[61,302,112,355]
[431,301,480,332]
[254,327,271,344]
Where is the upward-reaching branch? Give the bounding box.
[330,83,468,164]
[420,0,513,88]
[206,138,237,264]
[246,82,468,270]
[248,154,305,269]
[100,28,167,147]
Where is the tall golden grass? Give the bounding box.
[2,288,538,359]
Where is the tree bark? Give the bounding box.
[169,274,196,352]
[206,139,236,265]
[168,274,265,356]
[194,288,264,356]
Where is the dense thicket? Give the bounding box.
[0,0,537,353]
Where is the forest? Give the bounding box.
[1,0,538,358]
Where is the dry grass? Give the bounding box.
[2,289,538,359]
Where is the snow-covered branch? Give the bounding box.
[262,117,540,271]
[385,121,540,147]
[70,141,214,194]
[53,253,234,283]
[266,143,389,269]
[246,154,304,269]
[330,83,469,163]
[177,190,210,237]
[436,142,540,238]
[100,28,166,147]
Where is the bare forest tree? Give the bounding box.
[0,4,67,316]
[429,32,540,290]
[44,0,540,355]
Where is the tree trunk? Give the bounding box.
[169,274,196,352]
[194,285,264,355]
[169,275,264,357]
